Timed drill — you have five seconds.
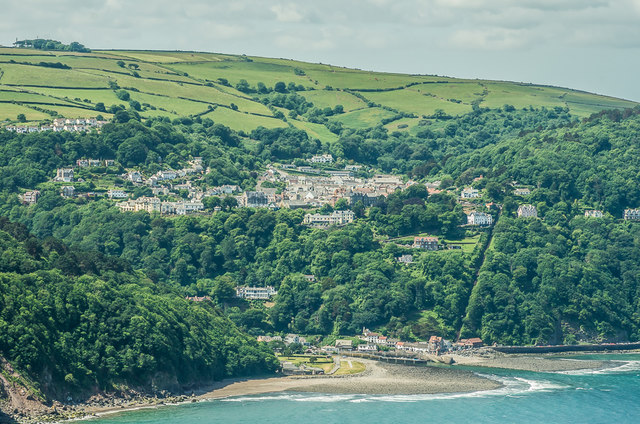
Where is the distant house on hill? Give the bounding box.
[397,254,414,264]
[60,186,75,198]
[584,210,604,218]
[460,187,480,199]
[335,339,353,350]
[310,154,333,163]
[517,204,537,218]
[466,211,493,226]
[514,188,531,196]
[55,168,74,182]
[21,190,40,205]
[235,286,277,300]
[413,236,439,250]
[349,192,382,207]
[238,191,269,208]
[624,209,640,220]
[303,210,355,227]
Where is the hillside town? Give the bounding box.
[17,151,637,230]
[6,117,107,133]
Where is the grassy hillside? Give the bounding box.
[0,47,636,142]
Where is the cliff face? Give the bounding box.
[0,357,51,422]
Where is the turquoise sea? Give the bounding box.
[79,354,640,424]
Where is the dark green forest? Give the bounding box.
[0,217,278,398]
[1,104,640,397]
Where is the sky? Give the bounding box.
[2,0,639,102]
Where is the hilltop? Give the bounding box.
[0,47,636,142]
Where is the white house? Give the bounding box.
[310,154,333,163]
[107,189,128,199]
[467,211,493,226]
[413,236,439,250]
[21,190,40,205]
[584,210,604,218]
[624,209,640,220]
[303,210,355,227]
[55,168,74,182]
[236,286,278,300]
[517,204,538,218]
[357,344,378,352]
[61,186,75,198]
[461,188,480,199]
[397,254,414,264]
[514,188,531,196]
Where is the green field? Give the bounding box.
[0,103,52,121]
[330,107,397,129]
[366,87,473,117]
[0,47,636,131]
[203,107,287,132]
[300,90,367,112]
[290,119,340,143]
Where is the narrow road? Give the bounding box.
[455,208,502,341]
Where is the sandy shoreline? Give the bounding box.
[34,350,638,422]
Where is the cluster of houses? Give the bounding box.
[6,118,107,133]
[117,196,204,215]
[255,166,413,209]
[329,329,484,355]
[76,158,115,168]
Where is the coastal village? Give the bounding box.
[15,122,640,378]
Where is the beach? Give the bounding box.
[73,359,500,421]
[13,350,631,423]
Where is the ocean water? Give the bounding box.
[79,354,640,424]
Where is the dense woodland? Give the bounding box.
[0,218,278,398]
[1,103,640,397]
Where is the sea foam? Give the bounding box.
[555,360,640,376]
[219,374,568,404]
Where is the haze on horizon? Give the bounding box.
[2,0,639,102]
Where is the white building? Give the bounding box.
[584,210,604,218]
[21,190,40,205]
[156,170,178,181]
[310,154,333,163]
[127,171,143,183]
[61,186,75,198]
[303,210,355,226]
[55,168,74,182]
[461,188,480,199]
[413,236,439,250]
[397,254,414,264]
[624,209,640,220]
[236,286,278,300]
[514,188,531,196]
[517,204,538,218]
[107,189,128,199]
[467,211,493,226]
[357,344,378,352]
